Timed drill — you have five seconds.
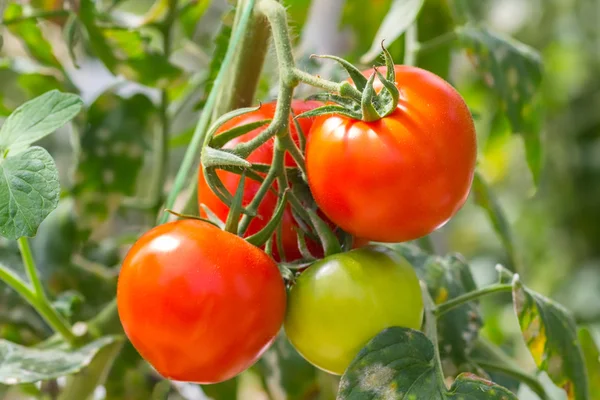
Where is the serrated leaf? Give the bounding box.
[0,147,60,240]
[257,333,319,400]
[393,244,482,371]
[4,4,63,70]
[0,336,119,384]
[361,0,425,63]
[472,171,519,271]
[512,282,589,400]
[338,327,517,399]
[0,90,83,154]
[578,328,600,399]
[458,26,543,183]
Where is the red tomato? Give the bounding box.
[197,100,324,261]
[117,220,286,383]
[306,65,477,242]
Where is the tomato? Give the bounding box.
[284,245,423,375]
[117,220,286,383]
[305,65,477,242]
[198,100,324,261]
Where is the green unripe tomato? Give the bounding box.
[284,245,424,375]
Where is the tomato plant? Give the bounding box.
[285,245,424,375]
[117,219,286,383]
[0,0,596,399]
[306,65,477,243]
[197,100,325,261]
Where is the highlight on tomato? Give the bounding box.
[117,219,286,384]
[305,65,477,243]
[197,100,325,261]
[284,245,424,375]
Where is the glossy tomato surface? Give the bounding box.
[198,100,323,261]
[305,65,477,242]
[284,245,423,375]
[117,220,286,383]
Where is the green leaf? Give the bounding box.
[0,146,60,240]
[338,327,517,399]
[472,171,519,271]
[458,26,543,183]
[180,0,211,38]
[0,90,83,154]
[0,336,120,384]
[361,0,425,63]
[57,337,124,400]
[394,244,482,370]
[256,333,319,400]
[3,4,63,70]
[512,280,589,400]
[578,328,600,399]
[202,377,238,400]
[201,147,251,169]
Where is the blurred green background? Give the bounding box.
[0,0,598,399]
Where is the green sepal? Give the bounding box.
[205,104,262,146]
[294,228,317,261]
[295,105,362,120]
[201,146,251,169]
[374,68,400,117]
[246,190,289,247]
[306,209,342,256]
[306,93,360,110]
[210,119,271,148]
[198,205,226,229]
[311,54,368,92]
[224,172,246,234]
[361,72,382,122]
[164,209,221,228]
[202,167,255,217]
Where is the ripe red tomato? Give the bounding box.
[284,245,423,375]
[305,65,477,242]
[117,220,286,383]
[197,100,324,261]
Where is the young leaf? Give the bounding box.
[0,336,120,384]
[394,244,483,370]
[472,170,520,272]
[0,90,83,154]
[458,26,543,183]
[512,280,589,400]
[0,147,60,240]
[3,4,63,71]
[360,0,426,63]
[578,328,600,399]
[338,327,517,399]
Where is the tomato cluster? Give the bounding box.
[117,64,475,383]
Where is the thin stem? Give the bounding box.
[18,237,45,300]
[2,9,69,25]
[404,23,418,66]
[422,284,447,389]
[0,263,78,346]
[278,133,307,177]
[416,30,458,55]
[153,0,177,215]
[475,360,548,400]
[433,284,513,317]
[157,0,257,225]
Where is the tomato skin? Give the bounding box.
[305,65,477,242]
[284,245,423,375]
[197,100,323,261]
[117,220,286,384]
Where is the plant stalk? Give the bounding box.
[433,283,513,317]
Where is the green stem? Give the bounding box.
[416,30,458,54]
[422,285,447,389]
[404,23,418,66]
[433,284,513,317]
[18,237,45,299]
[213,0,271,117]
[0,262,77,346]
[1,9,69,25]
[157,0,257,225]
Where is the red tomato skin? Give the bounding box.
[306,66,477,243]
[117,220,286,384]
[197,101,323,261]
